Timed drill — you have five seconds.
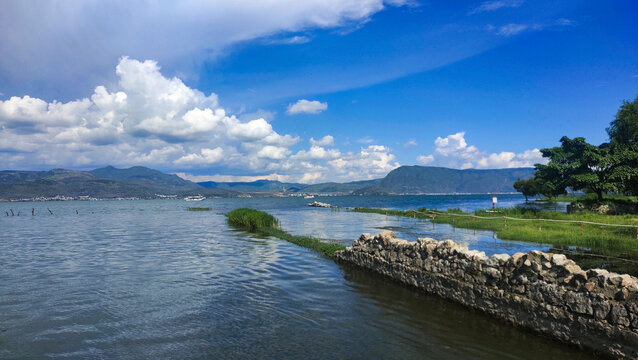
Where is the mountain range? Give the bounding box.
[0,165,535,200]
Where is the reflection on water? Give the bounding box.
[0,197,597,359]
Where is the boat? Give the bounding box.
[184,195,206,201]
[303,195,315,199]
[308,201,331,208]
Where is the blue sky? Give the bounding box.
[0,0,637,182]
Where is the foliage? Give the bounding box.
[225,208,345,258]
[607,95,638,144]
[532,96,638,201]
[513,177,542,201]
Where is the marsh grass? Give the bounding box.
[352,207,638,255]
[226,208,346,258]
[187,207,213,211]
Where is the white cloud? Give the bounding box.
[0,56,405,183]
[174,147,224,166]
[417,154,434,165]
[287,99,328,115]
[404,139,418,147]
[310,135,335,147]
[491,18,575,37]
[175,172,291,183]
[496,23,529,36]
[469,0,524,15]
[419,132,545,169]
[0,1,410,96]
[357,136,374,144]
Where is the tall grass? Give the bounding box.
[226,208,279,231]
[225,208,345,258]
[352,207,638,256]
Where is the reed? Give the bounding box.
[225,208,345,258]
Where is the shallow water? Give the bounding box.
[0,197,596,359]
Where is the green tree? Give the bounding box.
[606,96,638,195]
[513,177,540,202]
[536,137,615,201]
[607,96,638,144]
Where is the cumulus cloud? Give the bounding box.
[310,135,335,147]
[287,99,328,115]
[0,57,401,183]
[417,154,434,165]
[418,132,545,169]
[469,0,524,15]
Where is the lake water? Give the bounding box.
[0,195,596,359]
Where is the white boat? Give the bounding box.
[303,195,315,199]
[184,195,206,201]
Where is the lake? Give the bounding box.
[0,195,596,359]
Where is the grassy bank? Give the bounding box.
[352,207,638,255]
[226,208,345,258]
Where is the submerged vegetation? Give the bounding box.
[226,208,345,257]
[187,207,213,211]
[352,207,638,255]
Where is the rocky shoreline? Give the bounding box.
[335,232,638,359]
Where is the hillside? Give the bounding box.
[0,167,235,200]
[366,166,535,194]
[90,166,200,191]
[198,180,305,193]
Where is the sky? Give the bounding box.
[0,0,637,183]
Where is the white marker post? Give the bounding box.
[492,196,498,210]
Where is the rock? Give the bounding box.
[609,304,630,326]
[552,254,567,267]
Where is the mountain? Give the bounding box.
[0,165,535,200]
[0,167,236,200]
[90,166,199,191]
[362,166,535,194]
[198,180,305,193]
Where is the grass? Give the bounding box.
[540,193,638,205]
[225,208,346,258]
[187,207,213,211]
[352,207,638,256]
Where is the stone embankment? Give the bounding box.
[334,232,638,359]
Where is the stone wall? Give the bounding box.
[334,232,638,359]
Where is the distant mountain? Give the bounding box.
[90,166,199,191]
[0,167,236,200]
[300,179,380,193]
[361,166,535,194]
[0,164,535,200]
[198,180,305,193]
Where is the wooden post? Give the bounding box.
[539,220,542,231]
[10,209,14,216]
[636,226,638,240]
[504,216,507,228]
[32,208,35,216]
[47,208,53,215]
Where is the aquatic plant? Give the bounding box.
[187,207,213,211]
[225,208,345,258]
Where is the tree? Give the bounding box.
[607,96,638,144]
[513,177,540,202]
[606,96,638,195]
[535,137,616,201]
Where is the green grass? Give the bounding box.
[187,207,213,211]
[541,193,638,205]
[352,207,638,256]
[225,208,346,258]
